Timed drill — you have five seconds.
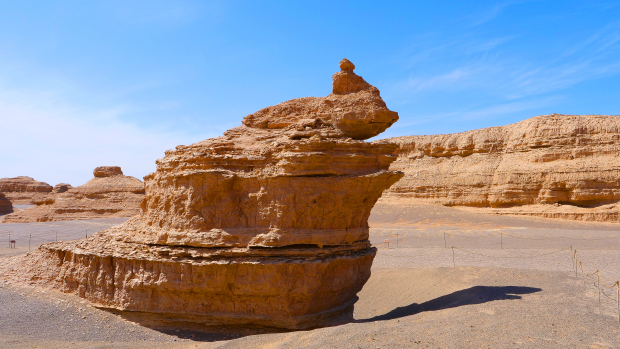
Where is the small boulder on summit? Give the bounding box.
[93,166,123,177]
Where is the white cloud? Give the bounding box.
[0,86,214,187]
[396,68,474,93]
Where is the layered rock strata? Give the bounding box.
[0,193,12,215]
[380,114,620,222]
[2,59,403,329]
[2,167,144,223]
[0,176,52,204]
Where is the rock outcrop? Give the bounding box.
[0,193,12,215]
[52,183,73,193]
[0,59,402,329]
[380,114,620,222]
[0,176,52,204]
[2,167,144,223]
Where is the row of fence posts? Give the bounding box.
[3,230,90,250]
[382,236,620,323]
[379,231,620,250]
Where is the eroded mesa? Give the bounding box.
[380,114,620,222]
[1,59,403,329]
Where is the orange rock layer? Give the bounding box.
[2,59,403,329]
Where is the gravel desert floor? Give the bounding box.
[2,203,620,348]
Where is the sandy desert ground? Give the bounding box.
[2,202,620,348]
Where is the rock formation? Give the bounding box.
[380,114,620,222]
[52,183,73,193]
[2,167,144,223]
[0,59,402,329]
[0,176,52,204]
[0,193,12,215]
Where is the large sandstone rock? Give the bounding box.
[380,114,620,222]
[0,176,52,204]
[1,59,403,329]
[2,167,144,223]
[0,193,12,215]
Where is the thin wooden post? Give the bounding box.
[444,232,447,248]
[560,236,564,248]
[597,272,601,303]
[452,247,455,267]
[617,283,620,322]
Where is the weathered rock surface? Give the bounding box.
[0,176,52,204]
[2,167,144,223]
[0,193,12,215]
[380,114,620,222]
[1,59,403,329]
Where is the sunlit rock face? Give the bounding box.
[2,59,402,329]
[381,114,620,222]
[2,166,144,223]
[0,176,52,205]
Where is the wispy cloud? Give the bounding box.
[391,96,561,130]
[467,0,536,26]
[105,0,224,26]
[390,17,620,99]
[395,68,474,93]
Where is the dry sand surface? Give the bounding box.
[2,202,620,348]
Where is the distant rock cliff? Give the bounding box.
[2,166,144,223]
[378,114,620,222]
[0,176,53,204]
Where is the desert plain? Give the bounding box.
[2,201,620,348]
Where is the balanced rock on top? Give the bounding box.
[0,59,403,329]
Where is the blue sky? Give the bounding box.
[1,1,619,186]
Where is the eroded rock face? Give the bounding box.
[0,176,52,204]
[1,59,402,329]
[2,167,144,223]
[380,114,620,222]
[0,193,12,215]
